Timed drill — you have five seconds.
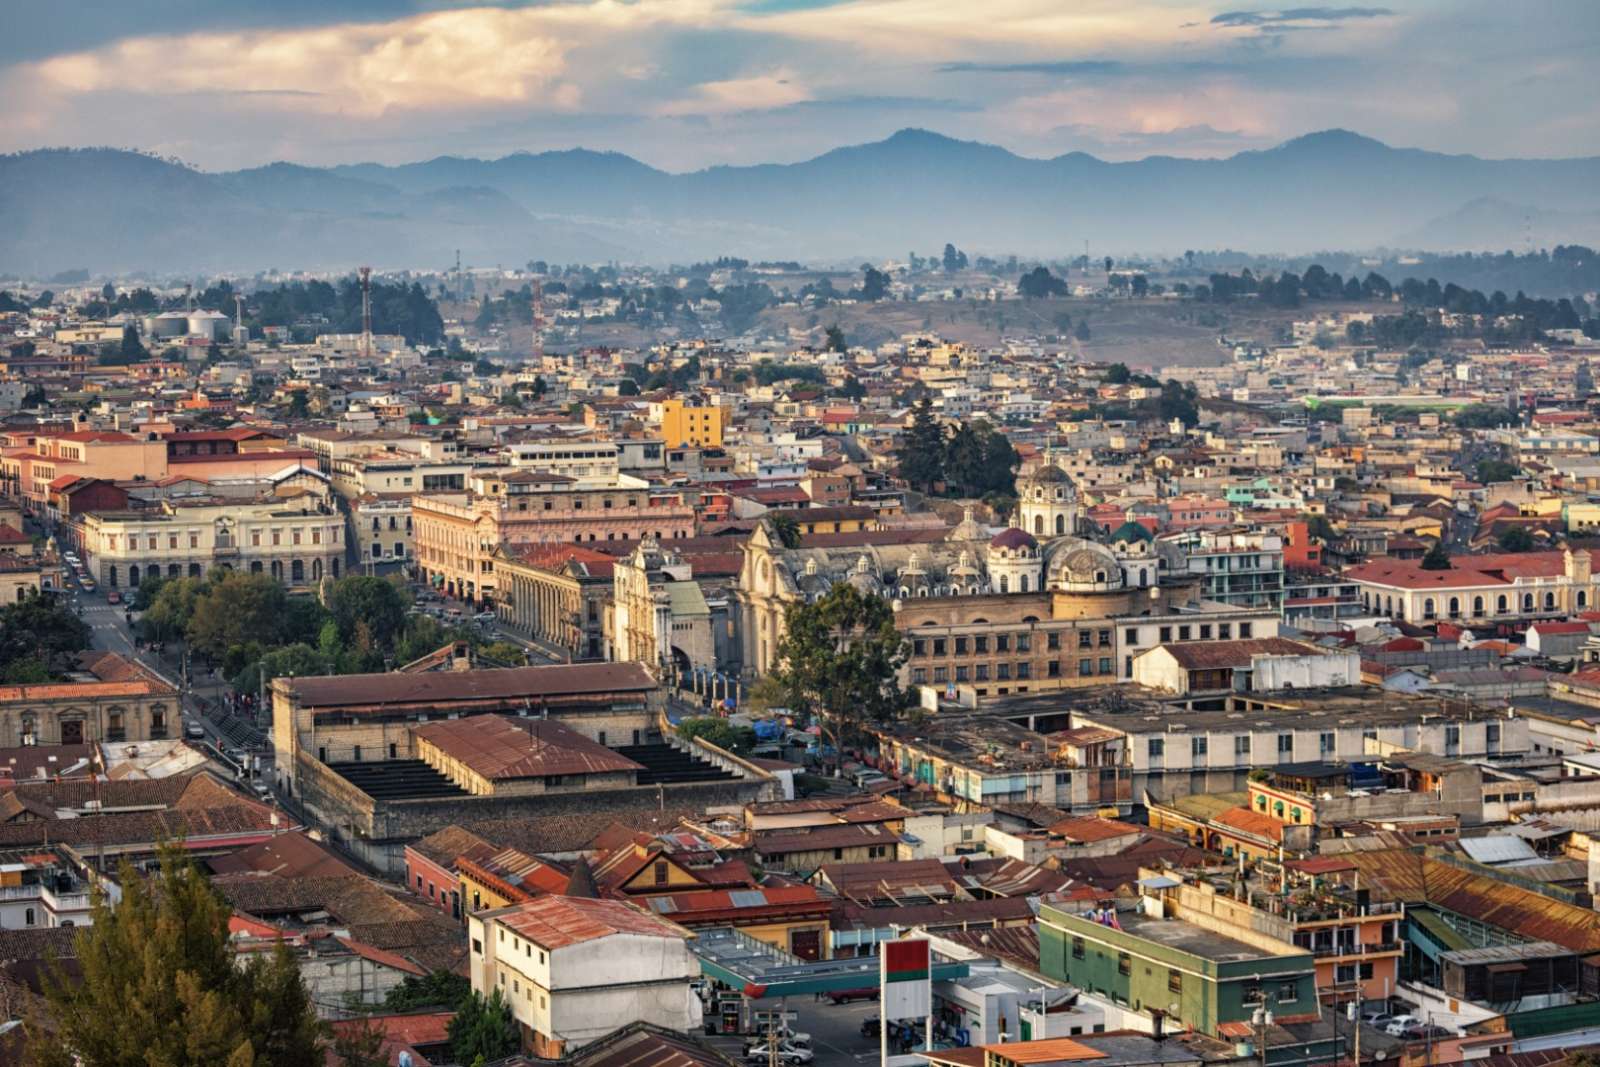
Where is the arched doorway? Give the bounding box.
[128,565,140,587]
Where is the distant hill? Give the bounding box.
[3,131,1599,275]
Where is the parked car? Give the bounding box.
[106,591,122,604]
[852,769,888,788]
[825,987,879,1004]
[743,1045,811,1065]
[473,611,496,624]
[1383,1016,1420,1036]
[743,1028,809,1048]
[1360,1012,1393,1030]
[860,1015,880,1039]
[185,723,206,740]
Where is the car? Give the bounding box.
[1361,1012,1393,1029]
[743,1028,809,1049]
[1383,1016,1420,1036]
[852,769,888,788]
[825,986,879,1004]
[743,1045,811,1065]
[473,611,496,624]
[106,591,122,604]
[185,723,206,741]
[860,1016,880,1039]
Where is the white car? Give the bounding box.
[1384,1016,1420,1036]
[743,1045,811,1065]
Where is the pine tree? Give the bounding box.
[1420,541,1452,571]
[896,398,945,493]
[448,988,520,1064]
[28,846,325,1067]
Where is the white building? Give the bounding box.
[468,895,701,1059]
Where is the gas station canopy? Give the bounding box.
[692,926,969,1000]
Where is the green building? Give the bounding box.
[1040,901,1335,1064]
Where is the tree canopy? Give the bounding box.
[768,584,909,770]
[28,847,324,1067]
[448,989,519,1064]
[1420,541,1452,571]
[0,591,91,682]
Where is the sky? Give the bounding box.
[1,0,1596,172]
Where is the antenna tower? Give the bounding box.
[358,266,373,361]
[531,279,545,362]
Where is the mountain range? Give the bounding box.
[3,130,1599,277]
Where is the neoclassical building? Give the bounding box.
[1346,547,1600,625]
[735,473,1242,696]
[0,651,178,746]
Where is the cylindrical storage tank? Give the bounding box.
[149,312,189,338]
[187,310,229,341]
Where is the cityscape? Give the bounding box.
[1,2,1600,1067]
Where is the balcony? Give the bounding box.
[1310,941,1403,959]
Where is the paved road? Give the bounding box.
[706,999,885,1066]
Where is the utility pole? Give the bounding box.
[531,278,545,362]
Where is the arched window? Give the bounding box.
[1055,515,1066,535]
[311,559,323,581]
[1523,593,1534,612]
[1033,515,1044,536]
[1497,594,1508,614]
[1449,596,1461,618]
[168,563,180,578]
[1019,575,1029,593]
[106,565,118,588]
[1472,595,1484,616]
[1581,590,1590,609]
[999,576,1009,593]
[291,559,305,582]
[128,565,139,587]
[1423,598,1435,619]
[1545,591,1556,610]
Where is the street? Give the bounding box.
[705,999,885,1066]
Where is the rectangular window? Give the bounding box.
[1048,661,1061,678]
[974,665,989,681]
[996,664,1010,680]
[1159,626,1172,642]
[1319,731,1335,754]
[1125,628,1139,645]
[1148,738,1165,758]
[1240,622,1254,638]
[912,668,927,684]
[1047,632,1060,651]
[1192,736,1208,758]
[913,639,926,656]
[1199,624,1212,640]
[1277,733,1294,755]
[1235,735,1251,757]
[1080,659,1093,676]
[1219,623,1232,639]
[1118,953,1131,976]
[955,666,968,682]
[1016,662,1031,680]
[1168,970,1183,994]
[933,667,948,683]
[1016,633,1031,652]
[1277,982,1298,1004]
[1178,625,1192,640]
[1072,937,1085,959]
[1079,631,1093,650]
[932,638,946,656]
[1099,657,1112,674]
[996,635,1010,653]
[1098,629,1111,648]
[974,636,989,654]
[954,637,968,655]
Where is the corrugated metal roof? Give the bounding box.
[1458,835,1539,866]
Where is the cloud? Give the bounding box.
[656,71,812,116]
[939,60,1127,75]
[1211,7,1393,28]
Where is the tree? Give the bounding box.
[768,584,909,773]
[1018,267,1067,299]
[0,591,91,681]
[617,378,640,396]
[448,989,519,1064]
[188,572,290,661]
[27,846,324,1067]
[1498,527,1536,552]
[768,512,802,549]
[677,717,757,754]
[100,282,116,303]
[383,970,471,1013]
[1475,458,1519,483]
[330,1019,387,1067]
[1074,319,1092,342]
[1420,541,1452,571]
[896,398,945,493]
[860,267,889,302]
[326,575,409,651]
[823,324,848,353]
[1104,363,1132,385]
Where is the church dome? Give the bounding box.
[989,527,1038,552]
[1024,464,1070,485]
[1047,539,1125,592]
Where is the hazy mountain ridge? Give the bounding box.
[3,131,1599,276]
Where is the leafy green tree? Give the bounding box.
[769,584,909,772]
[1420,541,1452,571]
[1018,267,1067,299]
[677,717,757,754]
[617,378,640,396]
[448,989,519,1064]
[188,572,290,661]
[0,591,91,681]
[897,398,945,493]
[824,324,847,353]
[28,846,324,1067]
[1455,404,1513,429]
[859,267,889,302]
[383,970,471,1013]
[1475,459,1519,483]
[768,512,802,549]
[231,642,328,694]
[480,641,527,666]
[1498,527,1536,552]
[326,576,409,651]
[138,576,204,642]
[1103,363,1131,385]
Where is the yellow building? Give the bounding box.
[659,399,725,449]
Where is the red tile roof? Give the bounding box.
[488,895,689,950]
[412,716,642,781]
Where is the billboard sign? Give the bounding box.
[880,937,931,1020]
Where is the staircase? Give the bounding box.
[617,743,738,786]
